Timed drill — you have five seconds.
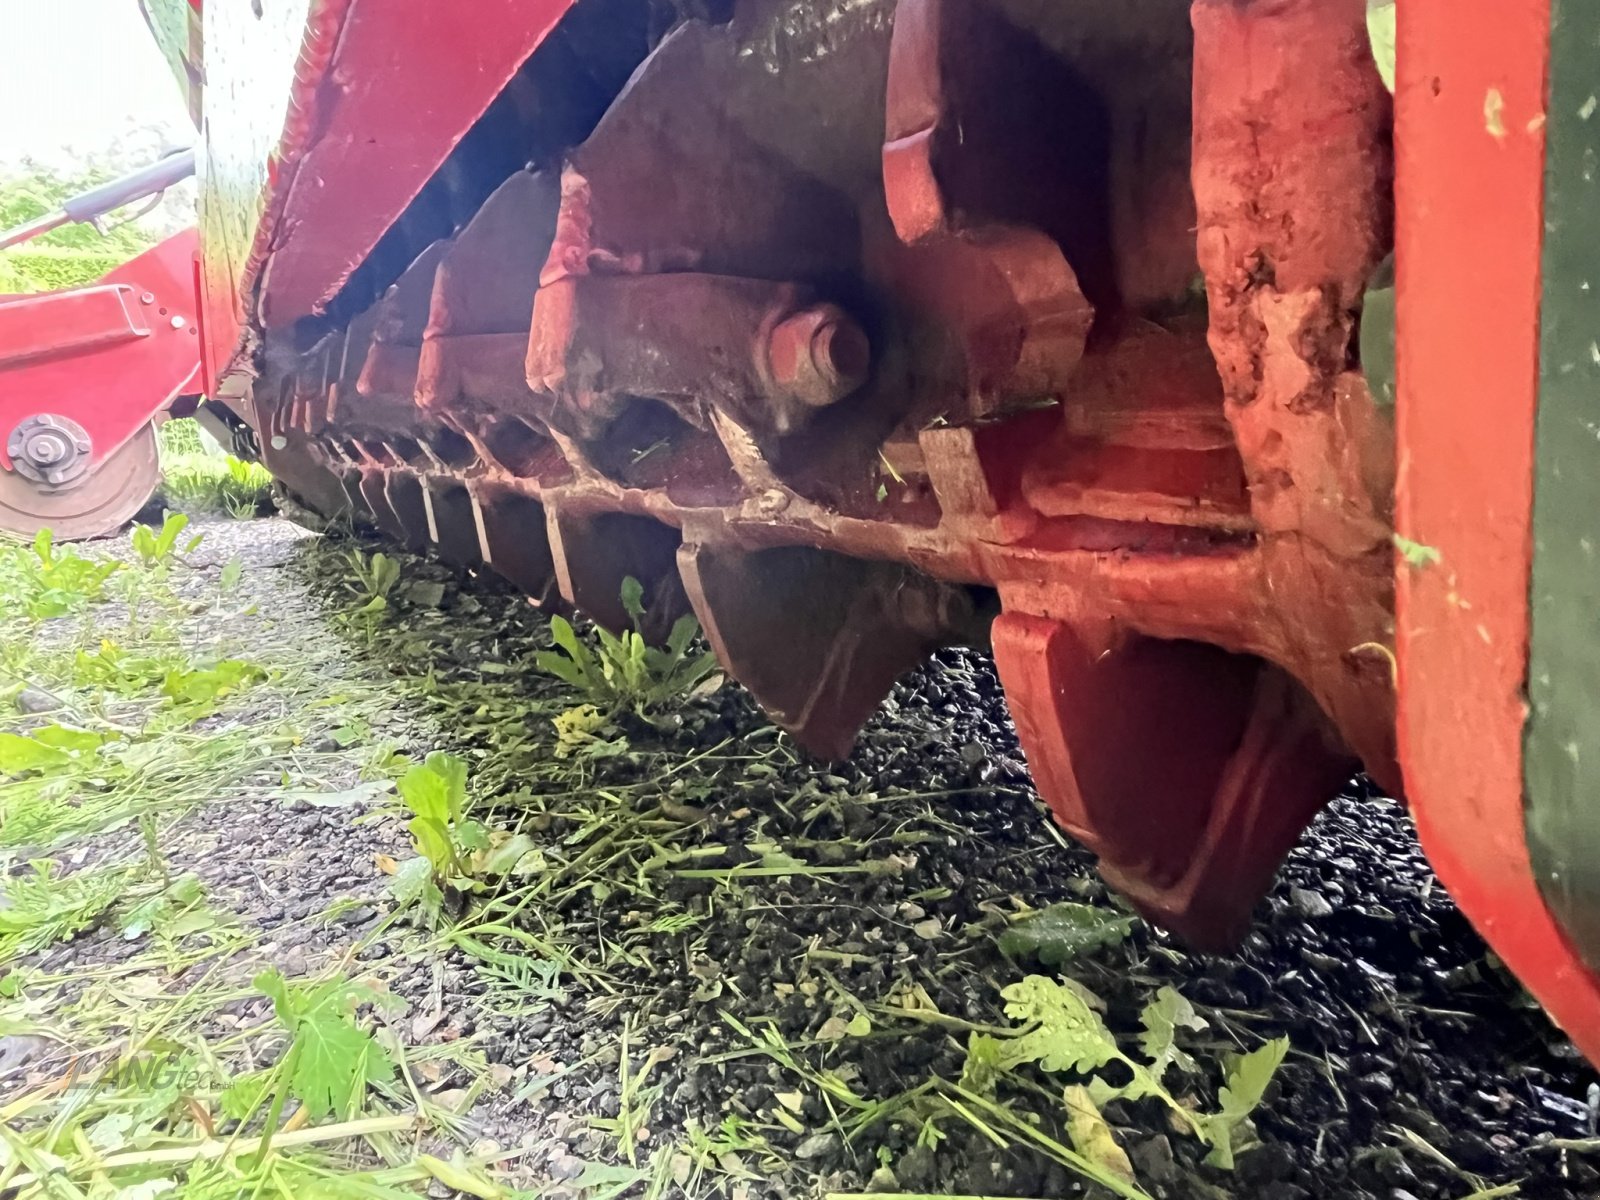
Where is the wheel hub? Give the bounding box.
[0,420,160,541]
[6,413,93,488]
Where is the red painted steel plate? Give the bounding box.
[0,230,201,472]
[1395,0,1600,1060]
[198,0,575,390]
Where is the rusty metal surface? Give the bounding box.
[219,0,1411,952]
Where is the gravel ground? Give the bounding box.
[14,514,1599,1200]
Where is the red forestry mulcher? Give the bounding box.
[4,0,1597,1067]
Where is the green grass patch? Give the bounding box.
[158,419,274,518]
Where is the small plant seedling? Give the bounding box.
[536,576,719,715]
[963,975,1286,1170]
[4,529,120,617]
[223,455,273,517]
[346,549,402,621]
[131,511,204,567]
[390,751,537,925]
[239,968,396,1122]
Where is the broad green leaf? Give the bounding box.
[593,625,628,671]
[549,616,588,662]
[161,660,265,709]
[454,818,490,852]
[408,817,454,875]
[987,976,1204,1140]
[254,969,395,1120]
[0,732,72,773]
[119,895,167,940]
[664,613,698,660]
[30,724,109,753]
[996,975,1121,1076]
[534,651,589,689]
[424,750,468,823]
[959,1032,1004,1095]
[397,754,458,822]
[477,832,536,876]
[998,902,1136,965]
[390,855,438,909]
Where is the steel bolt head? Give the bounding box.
[25,432,68,466]
[5,413,93,486]
[767,305,871,412]
[806,315,870,397]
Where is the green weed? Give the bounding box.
[159,419,275,518]
[389,751,538,927]
[720,972,1289,1197]
[160,657,268,718]
[536,576,718,714]
[0,820,226,964]
[130,510,204,567]
[234,968,397,1123]
[0,529,120,618]
[0,725,260,847]
[344,549,402,625]
[0,859,133,957]
[961,975,1287,1168]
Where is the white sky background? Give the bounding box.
[0,0,192,169]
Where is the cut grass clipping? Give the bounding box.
[0,519,514,1198]
[4,515,1297,1199]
